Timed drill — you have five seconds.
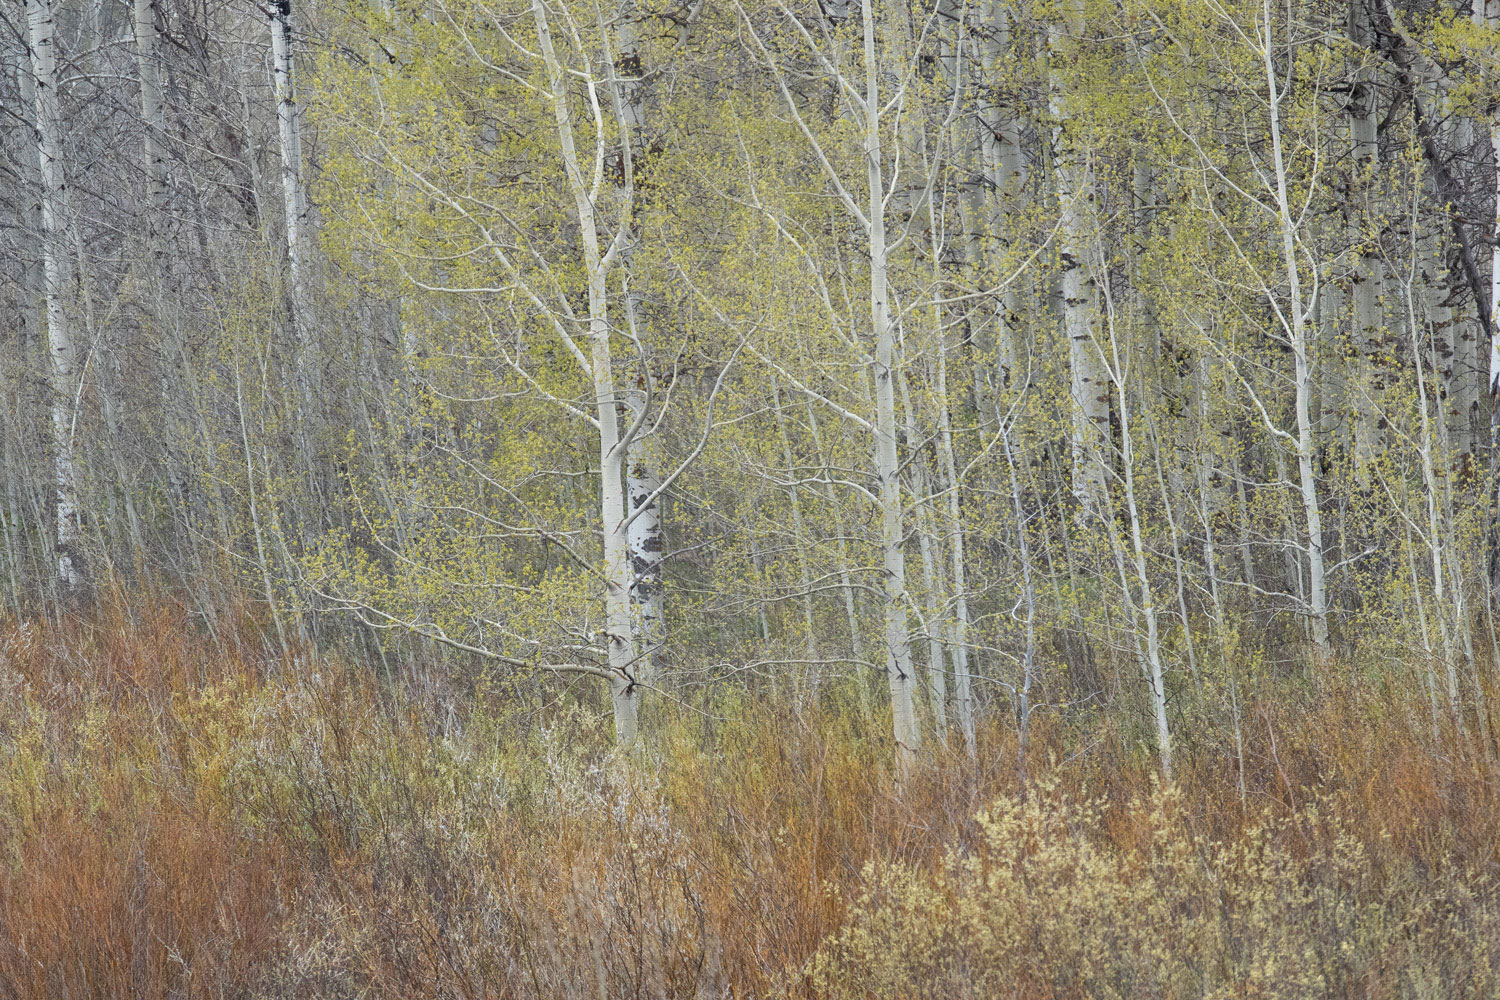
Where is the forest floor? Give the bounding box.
[0,588,1497,998]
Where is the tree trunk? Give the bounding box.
[134,0,169,231]
[1349,0,1385,475]
[900,370,949,744]
[26,0,83,594]
[269,0,316,413]
[609,0,667,680]
[862,0,919,780]
[533,0,641,744]
[1264,16,1332,657]
[936,304,977,759]
[1049,4,1107,513]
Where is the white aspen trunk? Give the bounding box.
[1404,524,1445,739]
[862,0,919,779]
[135,0,194,510]
[936,303,977,759]
[999,417,1037,781]
[1233,450,1258,590]
[612,10,666,680]
[1483,0,1500,578]
[929,0,976,758]
[1049,5,1107,513]
[1101,287,1172,777]
[1263,10,1331,657]
[1194,355,1228,637]
[1490,0,1500,401]
[967,0,1025,400]
[772,381,820,678]
[133,0,169,233]
[748,537,773,643]
[623,387,665,673]
[269,0,316,411]
[900,370,949,744]
[1122,426,1172,779]
[533,0,640,744]
[1424,241,1461,455]
[806,401,868,670]
[1152,429,1198,683]
[1349,0,1385,474]
[1405,264,1462,712]
[26,0,83,593]
[1317,267,1348,451]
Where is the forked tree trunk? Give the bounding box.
[533,0,642,744]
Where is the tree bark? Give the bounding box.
[861,0,920,780]
[269,0,316,414]
[1348,0,1385,474]
[1049,4,1107,514]
[533,0,642,744]
[26,0,84,594]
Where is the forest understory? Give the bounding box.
[0,585,1495,999]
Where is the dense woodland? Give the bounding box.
[3,0,1500,994]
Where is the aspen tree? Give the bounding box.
[740,0,929,778]
[610,0,667,677]
[1348,0,1385,474]
[1048,0,1108,514]
[531,0,648,742]
[1137,0,1332,656]
[1099,275,1173,776]
[25,0,83,594]
[900,368,949,743]
[1484,0,1500,440]
[269,0,317,417]
[133,0,169,243]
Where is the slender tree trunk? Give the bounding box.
[771,380,820,682]
[533,0,640,744]
[967,0,1025,402]
[1152,425,1199,684]
[900,371,949,744]
[624,388,665,672]
[1349,0,1385,475]
[1402,248,1462,715]
[612,2,667,678]
[134,0,169,233]
[861,0,919,779]
[26,0,83,594]
[805,401,869,677]
[999,417,1037,782]
[1482,1,1500,565]
[1318,264,1349,454]
[1101,287,1172,777]
[269,0,316,414]
[1263,12,1331,657]
[936,312,977,758]
[1049,4,1107,513]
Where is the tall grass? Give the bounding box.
[0,590,1496,997]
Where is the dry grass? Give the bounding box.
[0,590,1496,998]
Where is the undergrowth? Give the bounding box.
[0,591,1496,998]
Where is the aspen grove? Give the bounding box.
[3,0,1500,994]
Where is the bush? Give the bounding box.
[809,781,1499,1000]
